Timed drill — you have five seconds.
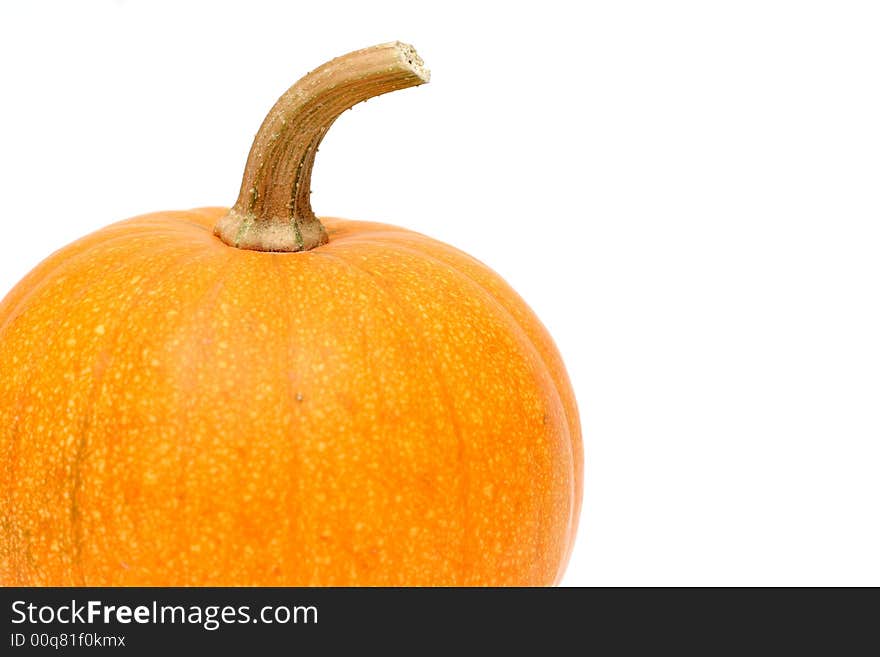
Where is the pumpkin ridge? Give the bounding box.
[335,235,575,434]
[339,234,567,398]
[2,264,137,584]
[313,249,473,584]
[382,236,582,579]
[2,238,210,584]
[173,255,249,587]
[72,246,226,586]
[268,250,307,580]
[333,236,578,579]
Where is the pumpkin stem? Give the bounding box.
[214,42,430,252]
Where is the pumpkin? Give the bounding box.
[0,42,582,586]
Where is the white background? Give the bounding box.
[2,1,879,586]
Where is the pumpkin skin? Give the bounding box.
[0,209,582,586]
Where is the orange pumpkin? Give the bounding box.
[0,42,582,586]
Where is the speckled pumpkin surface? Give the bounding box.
[0,43,582,586]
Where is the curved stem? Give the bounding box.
[214,42,430,252]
